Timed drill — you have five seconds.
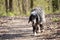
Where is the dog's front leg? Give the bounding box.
[32,26,36,35]
[32,24,37,36]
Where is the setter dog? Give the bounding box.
[28,7,46,35]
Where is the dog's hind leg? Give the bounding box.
[36,25,41,33]
[39,24,44,33]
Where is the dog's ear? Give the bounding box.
[28,20,30,23]
[28,18,31,23]
[28,15,32,23]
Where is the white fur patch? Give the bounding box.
[34,32,37,36]
[33,19,36,24]
[31,11,37,15]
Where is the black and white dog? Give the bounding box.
[28,7,46,35]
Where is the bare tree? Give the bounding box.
[5,0,9,12]
[9,0,13,11]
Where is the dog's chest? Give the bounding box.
[33,19,36,24]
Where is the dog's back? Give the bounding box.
[28,7,46,24]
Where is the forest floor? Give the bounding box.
[0,14,60,40]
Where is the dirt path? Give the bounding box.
[0,14,60,40]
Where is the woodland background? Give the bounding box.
[0,0,60,16]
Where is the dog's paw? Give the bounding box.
[33,32,37,36]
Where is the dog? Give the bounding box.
[28,7,46,35]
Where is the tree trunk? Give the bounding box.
[9,0,13,11]
[30,0,33,8]
[22,0,26,14]
[5,0,9,12]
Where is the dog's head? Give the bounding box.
[28,14,38,24]
[28,9,38,24]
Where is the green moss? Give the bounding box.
[0,0,60,16]
[0,12,7,16]
[7,12,15,16]
[52,18,60,22]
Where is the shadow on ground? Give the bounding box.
[0,33,58,39]
[0,34,23,39]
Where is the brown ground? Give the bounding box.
[0,14,60,40]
